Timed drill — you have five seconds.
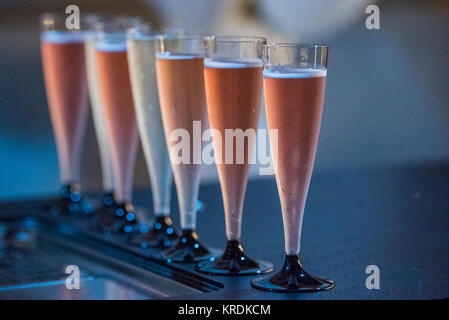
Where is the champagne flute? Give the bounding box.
[195,36,273,275]
[126,27,183,248]
[84,14,117,216]
[40,13,89,215]
[155,34,217,262]
[252,43,334,292]
[93,17,141,233]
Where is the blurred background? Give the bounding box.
[0,0,448,200]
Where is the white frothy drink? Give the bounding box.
[127,38,173,216]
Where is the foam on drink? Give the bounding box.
[41,30,85,43]
[263,67,327,78]
[204,58,263,69]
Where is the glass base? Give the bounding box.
[195,240,273,276]
[94,202,139,235]
[154,229,219,263]
[127,216,179,249]
[78,192,115,218]
[251,254,334,292]
[89,192,117,218]
[47,183,93,215]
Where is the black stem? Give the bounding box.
[157,229,212,263]
[251,254,334,292]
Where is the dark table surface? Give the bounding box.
[1,163,449,300]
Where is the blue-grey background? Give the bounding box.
[0,0,448,200]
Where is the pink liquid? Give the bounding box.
[204,61,263,241]
[263,69,327,255]
[156,54,207,230]
[96,46,138,203]
[41,33,89,184]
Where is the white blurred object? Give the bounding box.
[213,0,287,42]
[258,0,378,41]
[145,0,222,32]
[145,0,379,41]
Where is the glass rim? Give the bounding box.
[126,24,154,40]
[92,15,144,35]
[266,42,328,49]
[208,35,267,44]
[40,12,65,19]
[157,33,213,40]
[40,11,102,23]
[40,12,102,37]
[127,32,160,41]
[40,11,98,30]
